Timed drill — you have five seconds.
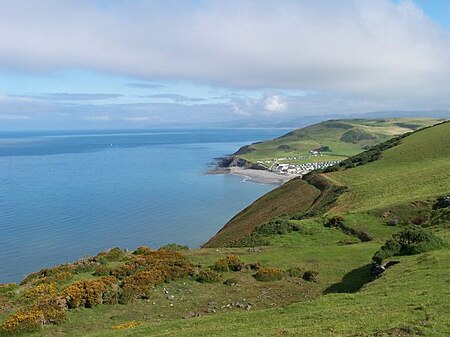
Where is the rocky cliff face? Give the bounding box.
[215,156,267,171]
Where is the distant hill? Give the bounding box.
[234,118,441,166]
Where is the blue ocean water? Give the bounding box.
[0,128,285,283]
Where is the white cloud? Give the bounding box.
[0,0,449,102]
[263,94,286,113]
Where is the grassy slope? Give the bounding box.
[2,120,449,337]
[203,178,320,247]
[86,250,450,337]
[238,118,439,164]
[327,121,450,212]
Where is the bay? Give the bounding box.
[0,128,285,282]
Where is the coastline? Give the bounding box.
[209,166,298,185]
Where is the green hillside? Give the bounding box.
[327,121,450,212]
[235,118,440,166]
[1,120,449,337]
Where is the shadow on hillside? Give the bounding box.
[323,263,373,294]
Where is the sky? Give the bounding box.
[0,0,450,130]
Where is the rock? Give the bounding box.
[435,195,450,209]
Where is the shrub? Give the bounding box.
[1,297,67,334]
[158,243,189,251]
[373,226,443,264]
[120,270,165,304]
[302,270,319,283]
[96,247,126,264]
[109,264,136,280]
[212,256,244,272]
[23,283,58,303]
[1,307,46,333]
[256,218,300,236]
[196,270,221,283]
[253,267,284,282]
[21,265,74,285]
[130,250,194,280]
[62,276,119,308]
[132,246,153,255]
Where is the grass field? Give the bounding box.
[1,119,449,337]
[328,121,450,212]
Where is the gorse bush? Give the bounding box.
[373,226,444,264]
[1,248,195,334]
[212,256,244,272]
[132,246,153,255]
[62,276,118,309]
[253,267,285,282]
[120,270,165,303]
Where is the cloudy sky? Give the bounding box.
[0,0,450,129]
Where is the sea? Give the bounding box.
[0,128,286,283]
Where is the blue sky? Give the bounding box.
[0,0,449,129]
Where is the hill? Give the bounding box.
[233,118,440,168]
[0,120,449,337]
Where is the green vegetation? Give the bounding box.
[235,118,439,167]
[1,119,449,336]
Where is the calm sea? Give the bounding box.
[0,128,285,283]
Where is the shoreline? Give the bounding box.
[209,166,299,185]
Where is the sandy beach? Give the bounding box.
[226,167,298,185]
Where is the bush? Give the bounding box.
[23,283,58,304]
[302,270,319,283]
[373,226,443,264]
[196,270,221,283]
[20,265,74,285]
[1,296,67,334]
[132,246,153,255]
[253,267,284,282]
[256,218,300,236]
[120,270,165,303]
[158,243,189,251]
[212,256,244,272]
[129,250,194,281]
[96,247,126,264]
[62,276,119,308]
